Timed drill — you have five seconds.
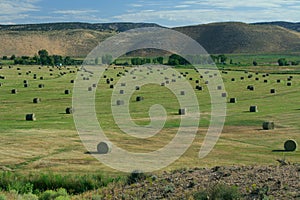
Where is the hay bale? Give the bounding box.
[248,74,253,78]
[264,80,268,83]
[287,82,292,86]
[217,86,222,90]
[120,90,124,94]
[189,77,193,81]
[23,80,28,84]
[92,83,97,88]
[109,85,114,89]
[277,79,281,83]
[284,140,297,151]
[270,89,276,94]
[121,83,126,87]
[11,89,17,94]
[26,113,36,121]
[64,89,71,94]
[97,141,112,154]
[195,80,199,84]
[70,80,74,83]
[161,83,165,86]
[240,77,244,80]
[136,96,144,102]
[255,77,259,81]
[66,107,74,114]
[231,78,235,81]
[205,81,209,84]
[178,108,186,115]
[135,86,140,90]
[88,87,93,91]
[116,100,124,106]
[262,121,274,130]
[249,106,258,112]
[0,83,2,87]
[38,84,44,88]
[221,92,227,97]
[247,85,254,91]
[40,77,44,80]
[180,91,185,95]
[196,85,203,90]
[33,98,41,103]
[24,84,29,88]
[229,98,237,103]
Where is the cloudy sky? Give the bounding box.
[0,0,299,27]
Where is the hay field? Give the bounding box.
[0,64,299,176]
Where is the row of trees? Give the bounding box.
[4,50,82,66]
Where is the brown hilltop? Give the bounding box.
[0,22,300,57]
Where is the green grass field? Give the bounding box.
[0,63,299,178]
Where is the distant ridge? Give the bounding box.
[0,21,300,56]
[0,22,162,32]
[174,22,300,54]
[253,21,300,32]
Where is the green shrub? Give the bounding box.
[194,184,241,200]
[0,194,6,200]
[39,188,69,200]
[126,170,147,185]
[21,193,39,200]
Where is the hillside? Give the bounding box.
[0,29,114,57]
[174,22,300,54]
[1,22,300,57]
[253,21,300,32]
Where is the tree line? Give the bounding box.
[2,50,82,66]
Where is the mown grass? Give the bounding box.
[0,61,299,198]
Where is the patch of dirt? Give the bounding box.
[90,164,300,199]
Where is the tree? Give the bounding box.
[10,55,16,60]
[218,54,227,64]
[38,49,49,65]
[278,58,287,66]
[102,54,113,64]
[2,56,7,60]
[253,61,258,66]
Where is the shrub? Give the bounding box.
[39,188,69,200]
[126,170,147,185]
[193,184,241,200]
[0,194,6,200]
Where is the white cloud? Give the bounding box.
[52,10,98,15]
[0,0,39,15]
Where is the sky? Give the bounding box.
[0,0,300,27]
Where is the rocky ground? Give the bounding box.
[79,162,300,199]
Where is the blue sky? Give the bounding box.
[0,0,299,27]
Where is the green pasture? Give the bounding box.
[0,63,299,176]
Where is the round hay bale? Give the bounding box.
[26,113,36,121]
[88,87,93,91]
[38,84,44,88]
[264,80,268,83]
[24,84,29,88]
[11,89,17,94]
[205,81,209,84]
[270,89,276,94]
[287,82,292,86]
[196,85,203,90]
[120,90,124,94]
[135,86,140,90]
[247,85,254,91]
[66,107,74,114]
[40,77,44,80]
[195,80,199,84]
[229,98,237,103]
[178,108,186,115]
[23,80,28,84]
[18,73,22,75]
[189,77,193,81]
[97,141,112,154]
[33,98,41,104]
[0,83,2,87]
[92,83,97,88]
[161,83,165,86]
[136,96,144,102]
[231,78,235,81]
[109,85,114,89]
[64,89,71,94]
[255,77,259,81]
[121,83,126,87]
[284,140,298,151]
[70,80,74,83]
[240,77,244,80]
[277,79,281,83]
[116,100,124,106]
[217,86,222,90]
[249,106,258,112]
[221,92,227,97]
[262,121,274,130]
[180,91,185,95]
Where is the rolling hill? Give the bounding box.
[174,22,300,54]
[0,22,300,57]
[253,21,300,32]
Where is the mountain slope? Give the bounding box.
[1,22,300,57]
[253,21,300,32]
[174,22,300,54]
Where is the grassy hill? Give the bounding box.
[1,22,300,57]
[253,21,300,32]
[174,22,300,54]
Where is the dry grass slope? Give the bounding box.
[174,22,300,54]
